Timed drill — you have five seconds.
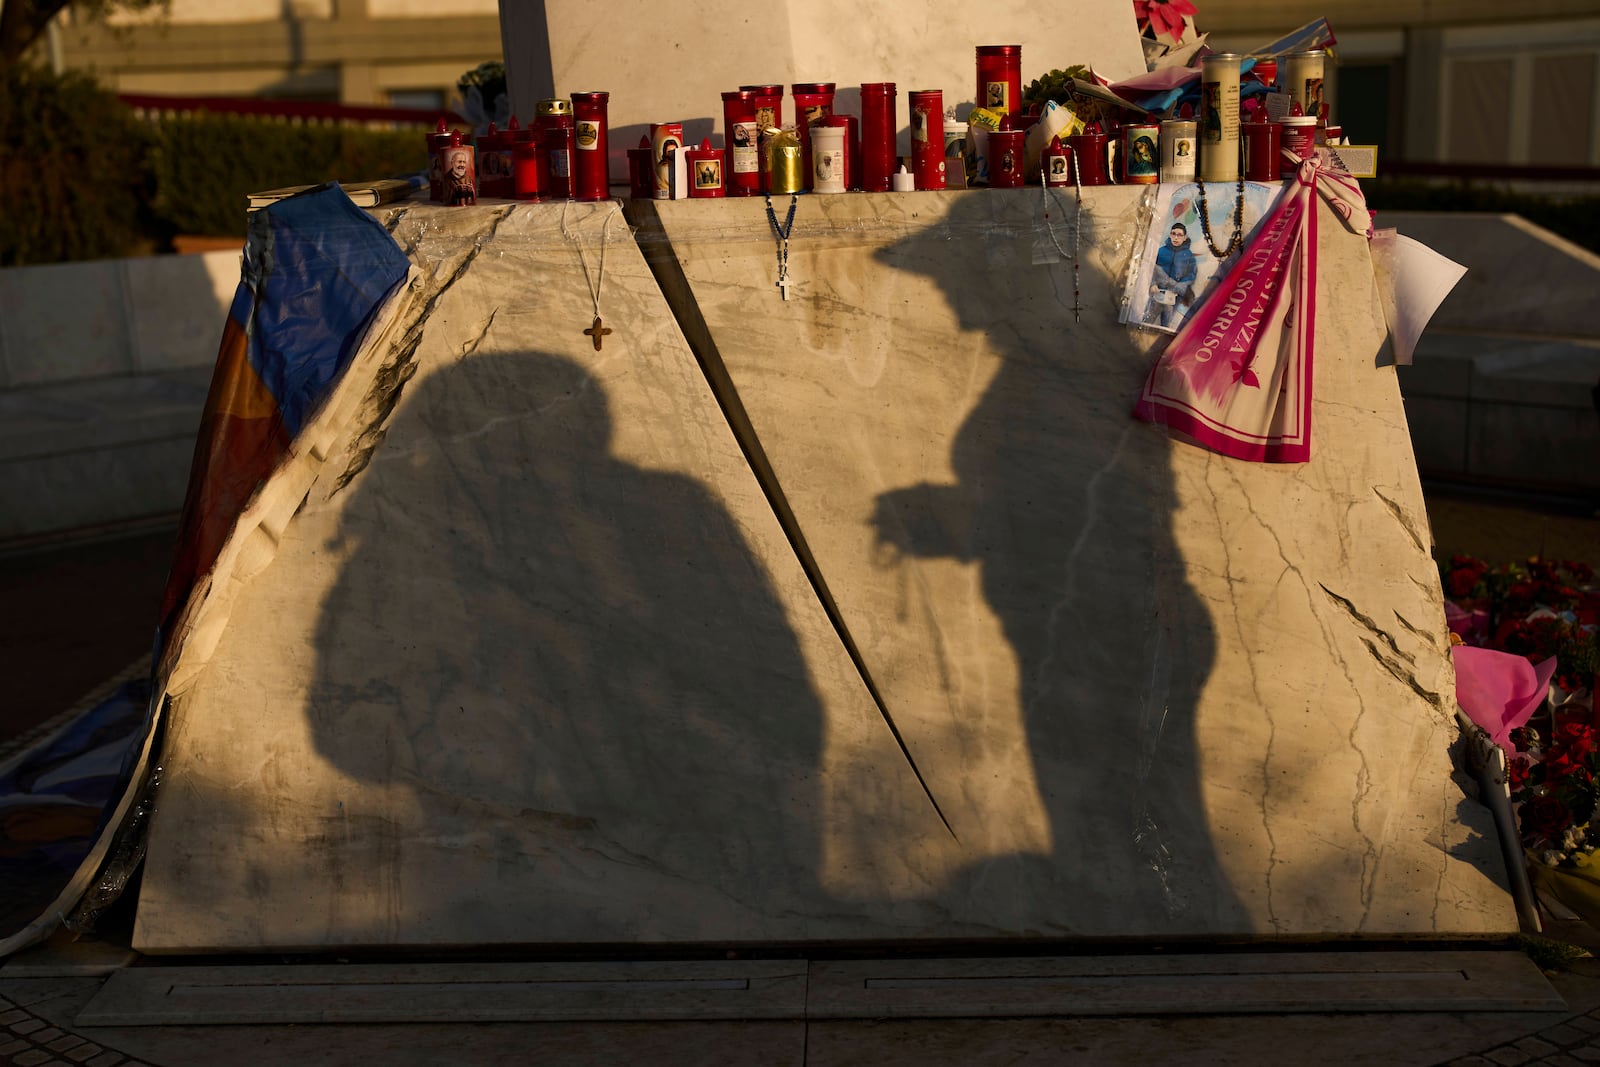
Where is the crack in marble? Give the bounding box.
[1361,636,1446,708]
[1394,605,1451,666]
[1204,462,1284,933]
[1350,723,1380,925]
[1213,462,1405,932]
[330,211,511,496]
[1372,487,1427,556]
[329,335,420,496]
[454,307,498,361]
[1392,609,1431,642]
[1320,584,1415,665]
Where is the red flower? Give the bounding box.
[1554,721,1598,761]
[1133,0,1198,40]
[1509,755,1532,790]
[1448,569,1483,598]
[1520,793,1574,848]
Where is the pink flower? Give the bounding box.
[1134,0,1198,41]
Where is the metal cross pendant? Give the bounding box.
[584,315,612,350]
[776,273,790,301]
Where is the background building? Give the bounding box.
[1207,0,1600,171]
[48,0,502,110]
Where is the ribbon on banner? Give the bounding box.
[1133,148,1370,463]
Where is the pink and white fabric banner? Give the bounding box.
[1133,149,1370,463]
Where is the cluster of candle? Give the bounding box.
[428,92,614,204]
[426,46,1342,206]
[627,47,1026,200]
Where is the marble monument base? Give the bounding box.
[131,192,1516,952]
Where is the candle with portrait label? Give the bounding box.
[1282,50,1327,123]
[791,82,836,193]
[649,121,683,200]
[1198,53,1241,182]
[741,85,783,194]
[975,45,1022,116]
[685,139,725,198]
[722,90,760,196]
[536,98,575,199]
[570,92,610,201]
[989,129,1026,188]
[1123,122,1159,184]
[810,123,846,193]
[1159,116,1196,183]
[908,90,945,190]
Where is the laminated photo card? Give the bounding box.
[1123,180,1282,334]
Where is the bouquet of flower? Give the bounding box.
[1445,556,1600,865]
[1444,556,1599,694]
[1509,720,1600,865]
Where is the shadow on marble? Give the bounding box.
[299,349,834,941]
[858,191,1241,931]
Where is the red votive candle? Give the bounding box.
[976,45,1022,116]
[908,89,945,190]
[685,139,726,198]
[570,91,610,201]
[791,81,836,192]
[988,128,1025,187]
[742,84,784,193]
[722,90,760,197]
[859,82,897,192]
[512,119,543,200]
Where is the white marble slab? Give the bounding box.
[628,187,1518,938]
[134,187,1517,951]
[133,200,964,950]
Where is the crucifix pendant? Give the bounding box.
[583,315,612,350]
[776,273,790,301]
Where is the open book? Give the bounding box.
[246,175,427,210]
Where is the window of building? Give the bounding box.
[1447,58,1515,162]
[1530,53,1596,166]
[1337,61,1403,158]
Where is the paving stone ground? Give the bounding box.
[0,994,145,1067]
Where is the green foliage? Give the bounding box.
[1022,67,1090,110]
[1516,932,1592,972]
[1021,65,1121,128]
[456,61,505,105]
[1365,178,1600,256]
[0,63,151,266]
[145,112,428,238]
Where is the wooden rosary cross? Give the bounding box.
[584,315,612,351]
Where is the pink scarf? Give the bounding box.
[1133,149,1370,463]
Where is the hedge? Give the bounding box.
[145,111,427,239]
[1364,179,1600,256]
[0,64,152,266]
[1,65,430,265]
